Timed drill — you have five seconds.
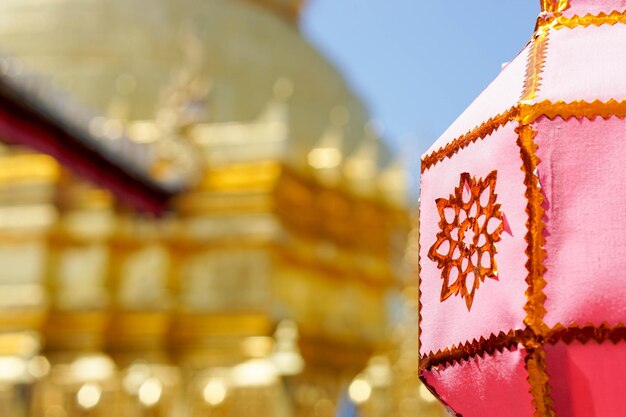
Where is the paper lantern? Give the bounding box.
[418,1,626,416]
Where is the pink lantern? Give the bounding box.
[419,1,626,416]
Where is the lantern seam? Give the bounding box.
[525,346,555,417]
[420,109,518,173]
[521,26,549,102]
[518,23,554,413]
[522,99,626,123]
[421,11,626,172]
[418,328,531,372]
[516,123,554,417]
[420,97,626,174]
[516,124,549,335]
[540,10,626,30]
[545,322,626,344]
[418,239,424,362]
[518,26,550,336]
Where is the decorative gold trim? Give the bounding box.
[519,33,545,336]
[539,0,570,14]
[421,99,626,174]
[419,110,626,346]
[421,108,519,173]
[519,28,554,414]
[421,10,626,173]
[418,323,626,372]
[521,30,549,102]
[540,10,626,30]
[417,255,424,360]
[516,124,549,336]
[546,322,626,344]
[525,346,555,417]
[419,329,530,373]
[522,99,626,124]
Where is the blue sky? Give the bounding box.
[301,0,540,164]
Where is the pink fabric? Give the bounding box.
[534,116,626,327]
[419,122,528,355]
[546,342,626,417]
[423,43,530,158]
[421,5,626,415]
[423,347,534,417]
[538,25,626,104]
[562,0,626,17]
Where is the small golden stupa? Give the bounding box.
[0,1,447,416]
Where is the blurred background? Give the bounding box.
[304,0,539,174]
[0,1,537,416]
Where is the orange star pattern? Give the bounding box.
[428,171,503,311]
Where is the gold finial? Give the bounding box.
[308,106,347,186]
[257,78,292,125]
[343,121,380,196]
[378,155,409,208]
[540,0,569,13]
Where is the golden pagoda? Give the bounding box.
[0,1,447,416]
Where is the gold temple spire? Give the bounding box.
[343,121,380,197]
[378,156,410,208]
[257,77,292,127]
[308,106,348,186]
[188,78,292,167]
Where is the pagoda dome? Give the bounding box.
[0,0,388,168]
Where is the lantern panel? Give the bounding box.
[545,342,626,417]
[534,116,626,328]
[423,347,534,417]
[562,0,626,18]
[538,25,626,103]
[423,44,529,157]
[419,122,528,356]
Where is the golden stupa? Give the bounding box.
[0,1,447,416]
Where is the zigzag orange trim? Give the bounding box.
[546,323,626,344]
[419,328,531,372]
[522,99,626,123]
[422,99,626,173]
[421,108,518,173]
[540,0,570,13]
[417,251,425,369]
[540,10,626,30]
[518,31,553,415]
[418,323,626,373]
[517,120,553,417]
[522,27,550,102]
[525,346,555,417]
[516,124,549,336]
